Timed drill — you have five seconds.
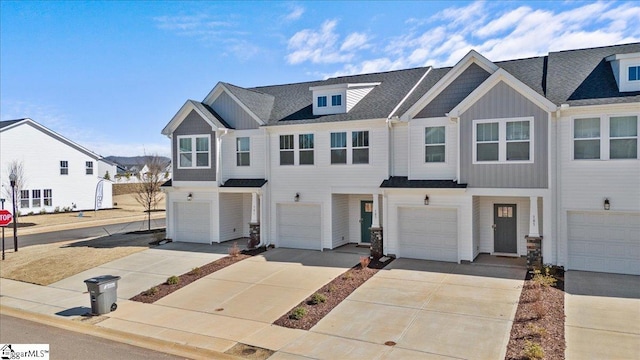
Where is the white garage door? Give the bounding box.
[277,204,321,250]
[175,202,211,243]
[568,211,640,275]
[398,207,458,262]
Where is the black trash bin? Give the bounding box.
[84,275,121,315]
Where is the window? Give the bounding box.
[32,190,41,208]
[280,135,294,165]
[473,118,533,163]
[44,189,52,206]
[60,161,68,175]
[610,116,637,159]
[331,95,342,106]
[86,161,94,175]
[574,118,600,159]
[629,66,640,81]
[20,190,29,208]
[299,134,314,165]
[178,135,210,168]
[317,96,327,107]
[330,132,347,164]
[352,131,369,164]
[236,137,250,166]
[425,126,445,162]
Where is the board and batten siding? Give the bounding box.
[459,81,549,188]
[415,63,491,119]
[212,91,260,130]
[172,110,217,182]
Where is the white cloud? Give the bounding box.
[475,6,532,38]
[286,20,369,64]
[154,14,231,33]
[284,5,305,21]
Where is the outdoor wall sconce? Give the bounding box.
[294,193,300,202]
[424,195,429,205]
[187,193,193,201]
[604,198,610,210]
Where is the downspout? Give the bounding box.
[258,126,270,247]
[217,128,229,186]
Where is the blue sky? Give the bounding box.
[1,1,639,157]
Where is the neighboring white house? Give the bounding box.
[0,118,113,214]
[161,43,640,275]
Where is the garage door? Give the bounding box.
[568,211,640,275]
[175,202,211,243]
[398,207,458,262]
[277,204,321,250]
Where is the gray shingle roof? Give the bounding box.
[0,119,27,129]
[380,176,467,189]
[222,83,275,122]
[221,178,268,187]
[547,43,640,105]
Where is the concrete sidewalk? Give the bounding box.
[565,271,640,359]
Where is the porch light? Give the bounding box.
[187,193,193,201]
[424,195,429,205]
[294,193,300,202]
[604,198,610,210]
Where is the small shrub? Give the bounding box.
[39,209,47,214]
[54,206,60,213]
[166,275,180,285]
[527,324,548,338]
[532,301,546,319]
[27,211,34,216]
[229,242,241,257]
[342,271,353,280]
[309,293,326,305]
[359,256,371,269]
[289,307,307,320]
[327,284,337,293]
[532,268,557,288]
[144,286,159,296]
[190,267,202,276]
[523,340,544,360]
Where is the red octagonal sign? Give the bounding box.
[0,209,13,227]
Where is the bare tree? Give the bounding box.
[3,160,27,217]
[132,154,168,230]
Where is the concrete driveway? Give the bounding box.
[276,258,525,359]
[565,271,640,359]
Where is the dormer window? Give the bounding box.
[317,96,327,107]
[629,66,639,81]
[331,95,342,106]
[310,82,380,116]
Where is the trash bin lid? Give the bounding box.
[84,275,121,284]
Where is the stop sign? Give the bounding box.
[0,209,13,227]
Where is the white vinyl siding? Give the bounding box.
[178,135,210,169]
[473,117,533,164]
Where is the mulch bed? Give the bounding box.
[274,257,393,330]
[506,269,565,360]
[130,253,252,303]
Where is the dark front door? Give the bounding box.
[360,201,373,243]
[494,204,517,253]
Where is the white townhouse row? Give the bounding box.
[161,43,640,275]
[0,118,114,214]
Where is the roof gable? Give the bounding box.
[202,82,270,126]
[161,100,229,136]
[401,50,499,121]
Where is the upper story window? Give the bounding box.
[20,190,29,208]
[178,135,210,169]
[573,115,638,160]
[32,189,41,208]
[236,137,250,166]
[317,96,327,107]
[331,132,347,164]
[425,126,445,163]
[60,161,69,175]
[352,131,369,164]
[44,189,53,206]
[280,135,294,165]
[473,117,533,164]
[331,95,342,106]
[629,66,640,81]
[86,161,94,175]
[299,134,314,165]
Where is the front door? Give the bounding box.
[360,201,373,243]
[494,204,517,253]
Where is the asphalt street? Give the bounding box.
[3,217,166,248]
[0,314,187,360]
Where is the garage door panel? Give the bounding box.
[175,202,211,244]
[568,211,640,275]
[398,207,457,262]
[277,204,321,250]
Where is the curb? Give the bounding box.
[0,306,240,360]
[6,213,166,236]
